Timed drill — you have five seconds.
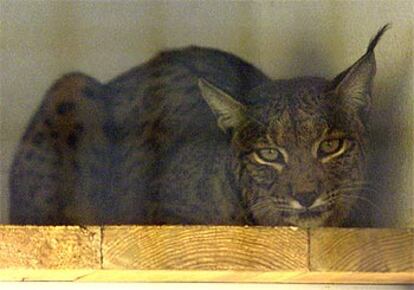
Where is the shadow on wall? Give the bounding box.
[368,52,414,228]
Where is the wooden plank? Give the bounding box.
[0,226,413,283]
[0,226,101,270]
[102,226,308,271]
[310,228,414,272]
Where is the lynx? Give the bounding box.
[9,26,388,227]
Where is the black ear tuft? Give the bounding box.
[366,24,391,54]
[330,25,390,114]
[331,24,390,90]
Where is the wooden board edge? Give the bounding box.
[0,270,413,284]
[0,269,97,282]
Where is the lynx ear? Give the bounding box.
[198,79,246,132]
[332,24,389,113]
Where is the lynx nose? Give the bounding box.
[294,191,318,208]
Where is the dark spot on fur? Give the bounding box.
[46,196,54,203]
[83,87,96,99]
[103,120,122,141]
[37,155,46,163]
[34,172,45,179]
[32,132,45,146]
[72,160,80,171]
[171,73,188,82]
[48,174,59,181]
[50,131,59,139]
[44,119,52,127]
[74,123,84,134]
[89,165,99,175]
[56,102,75,115]
[150,69,163,79]
[184,86,198,95]
[144,84,162,97]
[66,133,78,149]
[24,151,34,160]
[25,169,35,177]
[22,133,29,142]
[28,189,37,198]
[91,147,103,156]
[230,214,238,221]
[53,160,62,166]
[102,85,121,98]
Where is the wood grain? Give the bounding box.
[102,226,308,271]
[0,226,101,269]
[310,228,414,272]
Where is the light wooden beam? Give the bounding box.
[0,226,101,281]
[0,225,412,283]
[310,228,414,272]
[103,226,308,271]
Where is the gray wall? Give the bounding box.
[1,0,413,226]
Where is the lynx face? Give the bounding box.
[232,80,368,227]
[199,25,387,226]
[200,78,370,227]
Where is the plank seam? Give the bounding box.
[99,226,104,269]
[307,228,311,271]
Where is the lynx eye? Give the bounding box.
[256,148,284,163]
[318,138,345,158]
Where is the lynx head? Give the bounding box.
[199,25,389,227]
